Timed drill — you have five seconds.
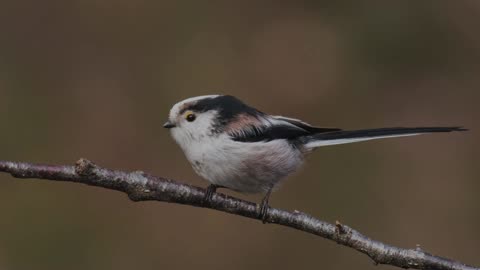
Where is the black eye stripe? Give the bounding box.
[181,95,264,124]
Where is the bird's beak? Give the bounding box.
[163,121,176,129]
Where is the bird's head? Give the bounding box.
[164,95,265,149]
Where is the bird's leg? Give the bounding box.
[259,186,273,223]
[203,184,221,205]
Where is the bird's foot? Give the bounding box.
[203,184,219,206]
[258,187,273,224]
[259,199,270,224]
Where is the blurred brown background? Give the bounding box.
[0,1,479,270]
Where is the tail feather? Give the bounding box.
[304,127,467,149]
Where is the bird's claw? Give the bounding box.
[259,200,270,223]
[203,184,218,206]
[258,187,273,223]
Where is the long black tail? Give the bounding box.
[304,127,467,149]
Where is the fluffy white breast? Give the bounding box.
[177,133,304,193]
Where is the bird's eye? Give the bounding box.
[185,113,196,122]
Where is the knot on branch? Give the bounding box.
[335,220,348,235]
[75,158,98,177]
[334,220,356,248]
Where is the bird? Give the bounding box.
[163,94,466,221]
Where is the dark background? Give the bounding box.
[0,1,478,269]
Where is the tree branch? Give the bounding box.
[0,159,477,270]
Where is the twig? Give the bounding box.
[0,158,477,270]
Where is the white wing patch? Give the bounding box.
[305,133,420,148]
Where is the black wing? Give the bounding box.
[230,116,341,143]
[274,116,341,134]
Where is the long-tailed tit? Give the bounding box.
[164,95,466,221]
